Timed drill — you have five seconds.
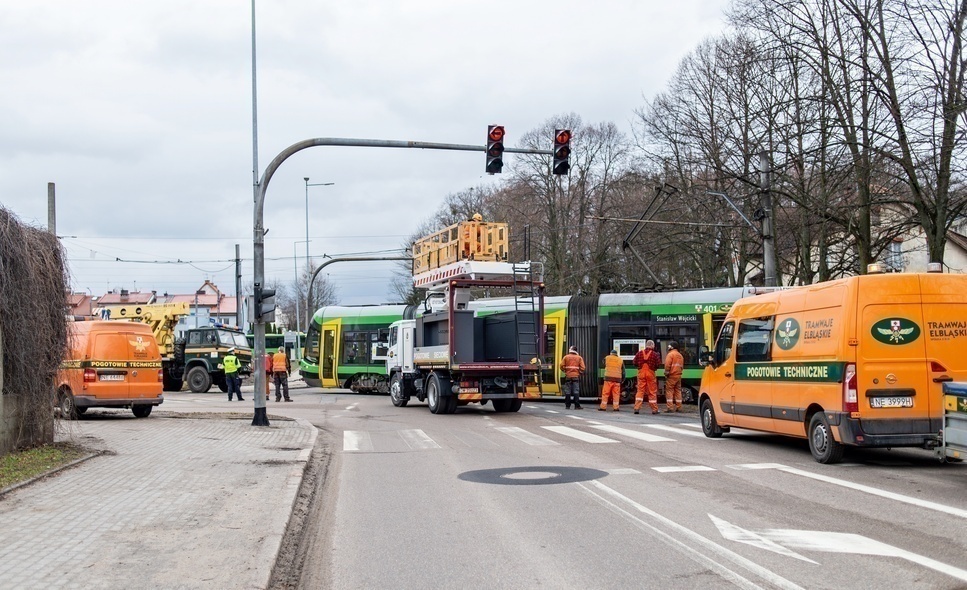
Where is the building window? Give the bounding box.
[885,240,903,271]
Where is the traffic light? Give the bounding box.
[553,129,571,175]
[254,283,276,322]
[486,125,505,174]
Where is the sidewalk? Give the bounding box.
[0,410,317,589]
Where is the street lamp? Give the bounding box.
[304,177,334,329]
[293,239,310,361]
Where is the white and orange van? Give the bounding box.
[56,320,164,418]
[699,272,966,463]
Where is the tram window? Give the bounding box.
[610,325,649,340]
[342,331,369,365]
[654,324,700,365]
[609,312,650,324]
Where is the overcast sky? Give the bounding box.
[2,0,730,305]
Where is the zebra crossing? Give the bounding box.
[342,421,715,453]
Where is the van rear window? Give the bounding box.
[736,317,774,362]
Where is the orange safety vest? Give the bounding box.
[272,351,288,373]
[604,354,624,382]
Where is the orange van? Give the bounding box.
[699,272,966,463]
[56,320,164,418]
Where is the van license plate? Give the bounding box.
[871,396,913,408]
[99,374,125,381]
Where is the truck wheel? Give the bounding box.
[492,399,511,413]
[701,398,723,438]
[427,373,444,414]
[162,372,183,392]
[508,398,522,412]
[444,394,458,414]
[390,373,409,407]
[132,405,152,418]
[217,380,228,393]
[59,391,79,420]
[187,366,212,393]
[808,412,845,464]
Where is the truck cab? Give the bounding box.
[386,319,417,407]
[180,324,253,393]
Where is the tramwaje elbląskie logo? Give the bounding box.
[775,318,800,350]
[871,318,921,345]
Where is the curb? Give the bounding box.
[0,450,103,499]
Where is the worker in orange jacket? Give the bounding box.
[272,347,292,402]
[633,340,661,414]
[561,346,586,410]
[263,352,273,400]
[599,349,623,412]
[664,340,685,412]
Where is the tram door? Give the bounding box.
[321,325,338,388]
[541,313,564,395]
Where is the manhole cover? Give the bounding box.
[458,466,608,486]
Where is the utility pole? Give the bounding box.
[760,151,777,287]
[235,244,242,330]
[47,182,56,235]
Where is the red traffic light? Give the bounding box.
[489,125,505,142]
[554,129,571,145]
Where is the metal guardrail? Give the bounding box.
[940,382,967,462]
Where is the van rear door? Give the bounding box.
[92,333,131,399]
[125,331,163,399]
[859,295,931,431]
[918,275,967,425]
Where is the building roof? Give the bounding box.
[97,291,154,305]
[947,230,967,253]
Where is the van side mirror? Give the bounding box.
[699,345,714,368]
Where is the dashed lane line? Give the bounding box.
[652,465,717,473]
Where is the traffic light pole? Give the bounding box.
[252,137,553,427]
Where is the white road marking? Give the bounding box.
[652,465,717,473]
[542,426,618,443]
[711,514,967,583]
[566,415,587,420]
[546,410,560,414]
[398,429,441,450]
[579,480,804,590]
[644,424,710,438]
[526,405,539,409]
[343,430,374,452]
[709,515,817,563]
[494,426,560,446]
[345,403,358,411]
[590,424,675,442]
[727,463,967,519]
[605,468,641,475]
[680,422,703,429]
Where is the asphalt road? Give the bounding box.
[165,387,967,590]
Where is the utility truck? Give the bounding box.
[386,216,544,413]
[95,302,252,393]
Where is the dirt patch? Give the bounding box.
[268,431,337,590]
[0,442,99,496]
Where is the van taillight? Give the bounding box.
[843,363,858,413]
[157,369,164,382]
[83,369,96,383]
[930,361,948,372]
